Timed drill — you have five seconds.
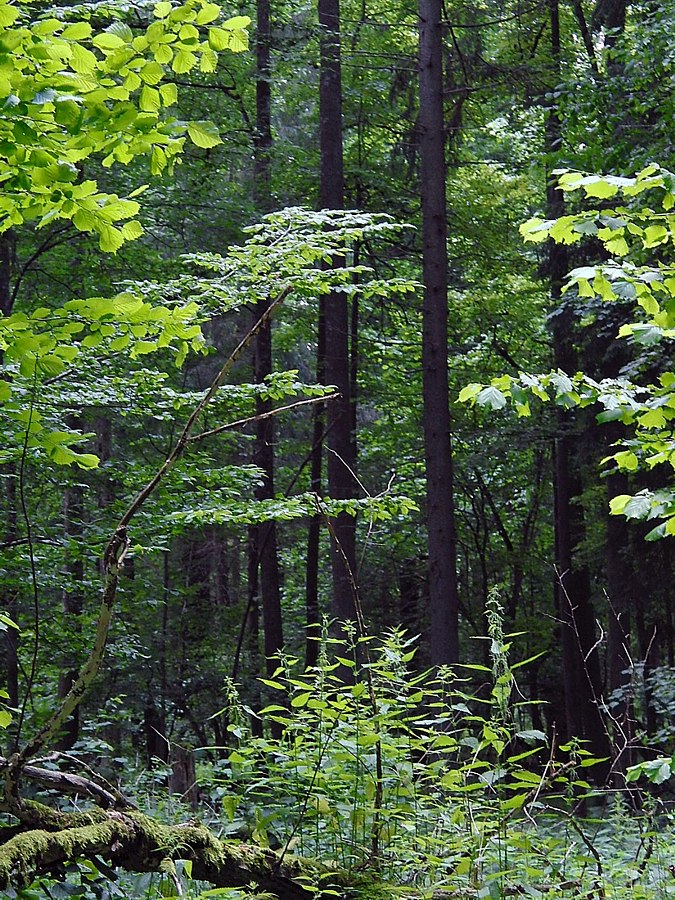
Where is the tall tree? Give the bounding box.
[546,0,610,766]
[251,0,284,698]
[418,0,459,664]
[318,0,358,623]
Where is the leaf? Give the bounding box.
[614,450,639,472]
[98,224,125,253]
[515,729,547,745]
[62,22,92,40]
[92,32,126,51]
[171,48,197,73]
[159,83,178,106]
[476,386,507,410]
[196,2,221,24]
[582,179,618,199]
[609,494,630,516]
[458,383,482,404]
[644,225,668,247]
[121,221,144,241]
[0,4,19,26]
[187,121,221,149]
[140,85,160,112]
[622,493,652,520]
[500,793,527,810]
[290,692,311,708]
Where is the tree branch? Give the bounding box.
[189,392,340,443]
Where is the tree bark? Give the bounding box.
[253,0,272,209]
[57,419,85,751]
[418,0,459,665]
[305,300,326,668]
[0,233,18,751]
[251,4,284,719]
[253,299,284,735]
[319,0,358,624]
[546,0,610,770]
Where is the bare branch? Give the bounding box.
[190,392,340,443]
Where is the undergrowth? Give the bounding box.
[15,596,675,899]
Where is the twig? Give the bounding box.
[0,756,133,809]
[190,392,339,443]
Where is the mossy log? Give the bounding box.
[0,808,334,898]
[0,797,478,899]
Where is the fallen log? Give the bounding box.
[0,807,327,899]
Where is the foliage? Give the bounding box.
[460,165,675,537]
[184,621,673,899]
[0,0,249,248]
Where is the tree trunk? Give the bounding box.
[605,469,634,775]
[252,3,284,723]
[418,0,459,665]
[253,0,272,209]
[547,0,610,771]
[0,233,17,752]
[319,0,358,624]
[57,419,85,751]
[0,231,13,317]
[253,299,284,736]
[305,299,326,669]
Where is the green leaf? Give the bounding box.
[62,21,92,40]
[583,179,618,199]
[623,493,651,520]
[92,32,126,51]
[98,224,125,253]
[0,4,19,26]
[187,121,221,149]
[614,450,639,472]
[476,385,507,410]
[196,2,221,24]
[172,48,197,73]
[609,494,631,515]
[458,383,482,404]
[644,225,668,247]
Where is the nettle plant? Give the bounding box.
[197,605,672,899]
[460,164,675,539]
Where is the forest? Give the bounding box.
[0,0,674,894]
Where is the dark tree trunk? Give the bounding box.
[253,0,272,209]
[606,469,634,775]
[0,231,13,317]
[319,0,358,624]
[418,0,459,665]
[246,528,264,738]
[398,560,420,641]
[57,420,85,751]
[547,0,610,771]
[305,300,326,669]
[253,299,284,733]
[0,234,17,752]
[4,472,18,754]
[144,703,169,766]
[251,2,284,726]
